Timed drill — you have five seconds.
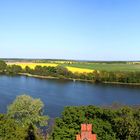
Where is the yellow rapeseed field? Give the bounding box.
[7,62,93,73]
[8,62,58,69]
[66,67,93,73]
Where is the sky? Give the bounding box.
[0,0,140,60]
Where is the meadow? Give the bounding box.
[62,62,140,72]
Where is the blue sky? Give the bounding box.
[0,0,140,60]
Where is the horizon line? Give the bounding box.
[1,58,140,62]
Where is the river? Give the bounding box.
[0,75,140,117]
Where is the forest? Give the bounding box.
[50,105,140,140]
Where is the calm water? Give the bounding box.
[0,75,140,117]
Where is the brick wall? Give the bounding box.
[76,124,97,140]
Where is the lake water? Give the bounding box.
[0,75,140,117]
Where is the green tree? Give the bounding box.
[113,107,139,140]
[0,114,28,140]
[0,60,7,72]
[56,66,69,77]
[25,66,32,73]
[93,70,101,82]
[7,95,49,127]
[6,64,22,74]
[50,106,140,140]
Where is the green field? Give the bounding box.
[62,62,140,72]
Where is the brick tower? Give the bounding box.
[76,124,97,140]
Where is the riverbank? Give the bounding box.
[18,73,140,86]
[103,81,140,86]
[18,73,95,83]
[19,73,60,80]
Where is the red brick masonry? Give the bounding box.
[76,124,97,140]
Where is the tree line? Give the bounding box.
[1,60,140,84]
[49,105,140,140]
[1,94,140,140]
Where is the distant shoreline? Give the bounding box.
[18,73,95,83]
[103,81,140,86]
[18,73,140,86]
[3,58,140,63]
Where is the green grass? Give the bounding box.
[61,62,140,72]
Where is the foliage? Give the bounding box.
[6,64,22,74]
[8,62,58,69]
[7,95,48,127]
[50,106,140,140]
[113,107,139,140]
[0,95,48,139]
[24,65,140,84]
[1,61,140,84]
[0,114,44,140]
[8,61,140,72]
[0,60,7,72]
[8,62,93,73]
[0,114,28,140]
